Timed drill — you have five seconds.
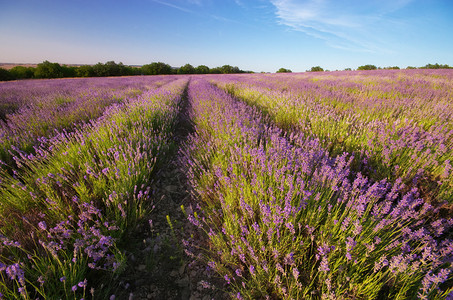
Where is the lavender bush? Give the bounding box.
[0,77,187,298]
[212,70,453,204]
[182,78,452,299]
[1,70,452,299]
[0,76,177,170]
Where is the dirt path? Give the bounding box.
[109,79,227,300]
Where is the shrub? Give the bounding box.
[0,68,14,81]
[357,64,377,70]
[309,66,324,72]
[277,68,292,73]
[34,61,64,78]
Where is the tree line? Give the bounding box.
[0,61,251,81]
[275,63,453,73]
[1,61,452,81]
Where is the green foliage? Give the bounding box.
[0,68,14,81]
[210,67,222,74]
[141,62,173,75]
[34,61,64,78]
[220,65,241,74]
[276,68,292,73]
[204,65,244,74]
[92,61,130,77]
[406,66,417,69]
[177,63,195,74]
[344,68,352,71]
[195,65,210,74]
[309,66,324,72]
[76,65,95,77]
[61,65,77,77]
[357,64,377,70]
[9,66,35,79]
[420,63,452,69]
[0,79,188,298]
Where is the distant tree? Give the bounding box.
[309,66,324,72]
[34,61,64,78]
[61,65,77,77]
[0,68,14,81]
[76,65,95,77]
[210,67,222,74]
[177,64,195,74]
[91,61,129,77]
[276,68,292,73]
[92,62,108,77]
[141,62,173,75]
[220,65,241,74]
[9,66,35,79]
[108,61,127,76]
[357,64,377,70]
[420,63,452,69]
[124,66,141,76]
[384,66,400,70]
[195,65,210,74]
[344,68,352,71]
[406,66,417,70]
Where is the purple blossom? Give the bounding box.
[249,264,256,276]
[78,279,88,288]
[38,221,47,231]
[292,267,300,280]
[224,274,231,284]
[37,275,45,286]
[187,214,200,227]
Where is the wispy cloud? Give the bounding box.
[151,0,245,25]
[270,0,414,53]
[151,0,195,14]
[233,0,245,7]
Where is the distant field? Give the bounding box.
[0,63,38,70]
[0,70,452,299]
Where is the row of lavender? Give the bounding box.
[0,76,177,171]
[0,77,187,298]
[182,78,452,298]
[211,70,453,205]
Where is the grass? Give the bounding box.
[214,74,453,204]
[182,78,452,299]
[0,77,188,298]
[1,71,452,299]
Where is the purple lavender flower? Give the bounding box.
[200,280,211,289]
[292,267,300,280]
[78,279,88,288]
[37,275,45,286]
[38,221,47,231]
[249,264,256,276]
[224,274,231,284]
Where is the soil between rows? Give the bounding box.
[109,80,228,300]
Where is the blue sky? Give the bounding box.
[0,0,452,72]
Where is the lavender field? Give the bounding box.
[1,70,452,299]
